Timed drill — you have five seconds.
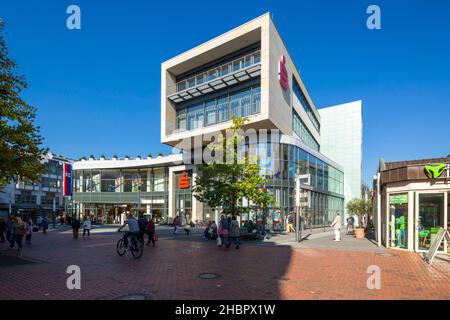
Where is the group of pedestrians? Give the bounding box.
[70,216,92,239]
[0,215,35,252]
[217,215,240,249]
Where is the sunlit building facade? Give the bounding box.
[72,13,362,229]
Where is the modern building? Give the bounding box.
[319,101,363,223]
[0,152,73,220]
[71,13,363,230]
[373,156,450,253]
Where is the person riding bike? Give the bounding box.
[118,213,140,247]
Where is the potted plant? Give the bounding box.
[112,154,118,160]
[346,198,371,239]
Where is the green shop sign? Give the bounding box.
[424,163,448,179]
[390,194,408,205]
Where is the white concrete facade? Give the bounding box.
[319,100,363,222]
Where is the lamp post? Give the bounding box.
[134,173,142,217]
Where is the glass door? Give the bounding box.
[416,192,447,252]
[388,194,409,249]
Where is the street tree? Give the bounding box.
[345,197,372,227]
[0,21,47,187]
[193,116,273,217]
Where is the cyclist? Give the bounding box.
[118,213,140,247]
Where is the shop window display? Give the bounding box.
[389,194,408,249]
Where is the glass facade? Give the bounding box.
[239,139,344,230]
[73,167,169,223]
[293,76,320,132]
[292,109,320,151]
[175,85,261,132]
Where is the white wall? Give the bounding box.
[319,100,363,223]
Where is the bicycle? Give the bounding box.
[116,231,144,259]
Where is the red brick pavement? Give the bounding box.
[0,230,449,300]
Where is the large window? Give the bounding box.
[176,85,260,131]
[292,77,320,132]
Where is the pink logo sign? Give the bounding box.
[278,55,288,91]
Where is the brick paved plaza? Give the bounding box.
[0,226,449,300]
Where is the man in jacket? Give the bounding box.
[71,218,81,239]
[330,212,342,241]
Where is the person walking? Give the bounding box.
[331,211,342,242]
[25,219,33,245]
[173,215,190,235]
[146,218,156,246]
[0,217,6,243]
[218,215,230,248]
[82,216,92,238]
[137,215,149,242]
[36,215,43,231]
[11,217,26,252]
[287,213,295,233]
[41,216,49,234]
[71,217,80,239]
[229,216,240,249]
[6,215,14,247]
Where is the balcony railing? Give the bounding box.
[168,51,261,103]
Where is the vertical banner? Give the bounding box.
[63,163,73,196]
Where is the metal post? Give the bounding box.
[295,175,300,243]
[52,197,56,228]
[137,174,141,217]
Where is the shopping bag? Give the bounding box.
[153,233,158,241]
[216,236,222,246]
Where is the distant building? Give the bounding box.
[318,101,363,222]
[0,152,73,219]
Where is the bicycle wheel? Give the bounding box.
[116,238,126,256]
[131,238,144,259]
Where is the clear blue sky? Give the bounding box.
[1,0,450,185]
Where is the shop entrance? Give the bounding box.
[415,192,448,253]
[388,194,409,250]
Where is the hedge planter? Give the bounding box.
[355,228,365,239]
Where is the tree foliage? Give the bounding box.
[193,116,273,216]
[345,197,372,227]
[0,22,47,187]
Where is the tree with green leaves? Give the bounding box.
[0,21,47,187]
[345,197,372,227]
[193,116,273,217]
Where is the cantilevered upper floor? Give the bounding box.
[161,13,321,149]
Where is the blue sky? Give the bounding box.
[1,0,449,184]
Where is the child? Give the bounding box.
[25,220,33,245]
